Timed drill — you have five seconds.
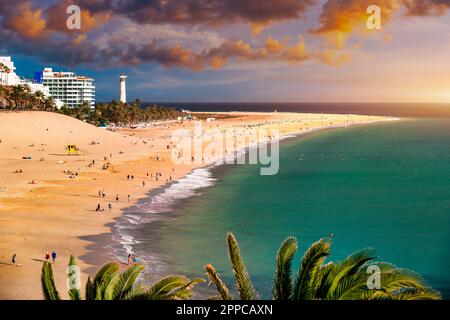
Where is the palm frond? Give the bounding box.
[41,261,61,300]
[92,262,120,300]
[325,249,376,298]
[110,263,145,300]
[273,236,298,300]
[313,261,336,299]
[93,262,120,285]
[292,238,331,300]
[205,264,233,300]
[385,270,426,290]
[391,289,442,300]
[144,275,195,300]
[85,276,95,300]
[327,272,373,300]
[227,232,257,300]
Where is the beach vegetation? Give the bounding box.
[0,84,181,126]
[205,232,442,300]
[41,255,204,300]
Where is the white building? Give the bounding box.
[1,56,65,109]
[119,74,127,103]
[40,68,95,108]
[0,56,20,86]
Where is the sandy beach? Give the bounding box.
[0,111,392,299]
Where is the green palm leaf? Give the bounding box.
[273,237,298,300]
[391,289,442,300]
[110,263,145,300]
[292,238,331,300]
[327,272,372,300]
[91,262,120,300]
[205,264,233,300]
[144,275,197,300]
[313,261,336,299]
[85,276,95,300]
[325,249,375,299]
[227,232,257,300]
[41,261,61,300]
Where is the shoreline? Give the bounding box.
[83,116,400,279]
[0,111,394,299]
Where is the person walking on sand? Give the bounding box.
[116,194,119,201]
[12,253,16,265]
[45,251,50,262]
[51,250,57,263]
[128,194,130,202]
[108,203,112,211]
[142,180,145,188]
[128,254,132,266]
[96,203,101,212]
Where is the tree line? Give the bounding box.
[0,84,181,126]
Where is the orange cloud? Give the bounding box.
[282,39,309,63]
[45,1,111,33]
[311,0,400,48]
[8,2,46,39]
[265,38,284,54]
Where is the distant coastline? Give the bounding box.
[133,102,450,118]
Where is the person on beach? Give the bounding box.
[132,256,138,264]
[98,190,102,198]
[108,203,112,211]
[45,251,50,262]
[128,254,132,266]
[131,175,134,180]
[116,194,119,201]
[128,195,130,202]
[142,181,145,188]
[12,253,16,265]
[96,203,101,212]
[102,191,106,198]
[51,250,57,263]
[127,175,130,180]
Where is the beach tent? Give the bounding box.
[66,145,78,154]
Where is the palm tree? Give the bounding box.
[205,232,441,300]
[41,255,204,300]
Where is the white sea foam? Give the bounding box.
[112,117,396,266]
[112,167,217,265]
[135,167,216,215]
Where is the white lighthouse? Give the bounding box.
[119,74,127,103]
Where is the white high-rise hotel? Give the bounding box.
[39,68,95,108]
[1,56,95,108]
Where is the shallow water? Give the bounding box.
[116,118,450,298]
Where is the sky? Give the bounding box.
[1,0,450,103]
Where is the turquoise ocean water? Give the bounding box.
[114,118,450,298]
